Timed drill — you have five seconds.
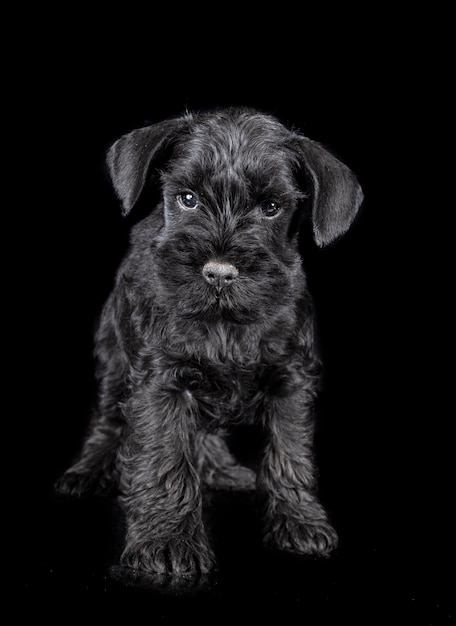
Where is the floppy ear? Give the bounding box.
[295,136,363,246]
[106,118,186,215]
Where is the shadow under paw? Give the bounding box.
[110,564,215,594]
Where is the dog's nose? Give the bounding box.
[202,261,239,289]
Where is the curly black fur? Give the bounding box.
[56,107,363,576]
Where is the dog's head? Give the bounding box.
[107,108,363,323]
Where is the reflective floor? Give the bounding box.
[20,419,454,623]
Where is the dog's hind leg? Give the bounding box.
[55,340,125,497]
[55,407,123,497]
[195,432,256,490]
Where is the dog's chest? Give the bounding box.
[186,358,259,428]
[160,323,274,427]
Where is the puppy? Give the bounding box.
[56,107,363,576]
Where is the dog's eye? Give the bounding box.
[177,192,199,211]
[260,201,282,219]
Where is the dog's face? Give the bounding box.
[107,108,363,323]
[153,113,309,323]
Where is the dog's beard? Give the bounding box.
[165,280,279,324]
[154,250,292,325]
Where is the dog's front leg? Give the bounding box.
[118,383,215,576]
[259,391,338,557]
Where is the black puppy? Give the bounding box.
[56,107,363,576]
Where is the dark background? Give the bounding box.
[14,9,453,624]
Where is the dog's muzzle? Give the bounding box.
[202,261,239,291]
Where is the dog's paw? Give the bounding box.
[55,460,117,497]
[54,469,94,497]
[204,464,256,491]
[55,467,110,497]
[120,537,216,576]
[264,517,338,557]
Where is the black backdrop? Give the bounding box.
[16,11,453,624]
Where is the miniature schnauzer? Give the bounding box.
[56,107,363,577]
